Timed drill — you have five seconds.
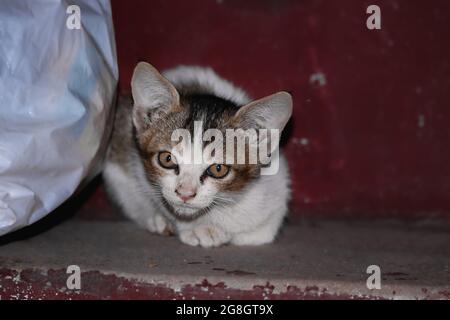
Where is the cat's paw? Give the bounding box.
[146,214,173,236]
[179,225,230,248]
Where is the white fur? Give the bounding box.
[163,65,251,105]
[103,66,291,247]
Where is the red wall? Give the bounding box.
[98,0,450,217]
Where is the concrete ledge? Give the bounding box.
[1,219,449,299]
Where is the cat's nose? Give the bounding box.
[175,187,197,202]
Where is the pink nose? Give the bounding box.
[175,188,197,202]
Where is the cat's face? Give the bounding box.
[131,62,292,219]
[144,137,248,217]
[137,99,260,218]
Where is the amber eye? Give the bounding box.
[206,164,230,179]
[157,151,178,169]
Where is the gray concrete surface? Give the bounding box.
[1,218,450,299]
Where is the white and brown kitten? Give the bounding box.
[103,62,292,247]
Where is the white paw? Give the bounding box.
[146,214,173,236]
[179,225,230,248]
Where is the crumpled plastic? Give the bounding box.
[0,0,118,236]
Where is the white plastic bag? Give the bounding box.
[0,0,118,236]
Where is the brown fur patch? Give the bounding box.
[219,164,260,192]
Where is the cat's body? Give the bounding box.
[103,63,292,247]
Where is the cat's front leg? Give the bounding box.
[146,213,174,236]
[178,224,231,248]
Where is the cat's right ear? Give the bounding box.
[131,62,180,134]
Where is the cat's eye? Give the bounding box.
[157,151,178,170]
[206,164,230,179]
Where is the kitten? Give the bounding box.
[103,62,292,247]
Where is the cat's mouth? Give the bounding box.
[162,199,214,221]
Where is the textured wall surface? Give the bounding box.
[96,0,450,217]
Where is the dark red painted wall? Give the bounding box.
[94,0,450,217]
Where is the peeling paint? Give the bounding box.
[1,268,448,300]
[309,72,327,87]
[418,114,426,128]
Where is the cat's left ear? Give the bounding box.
[234,91,293,131]
[131,62,180,134]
